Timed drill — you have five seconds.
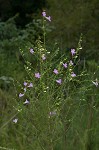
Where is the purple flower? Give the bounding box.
[69,60,73,66]
[19,93,24,98]
[42,11,46,17]
[30,48,34,54]
[42,11,51,22]
[92,81,98,87]
[23,99,29,104]
[45,16,51,22]
[13,118,18,123]
[63,63,67,68]
[71,72,76,77]
[28,83,33,88]
[56,79,62,85]
[71,49,76,56]
[53,69,58,74]
[24,82,27,86]
[35,73,41,78]
[42,54,46,60]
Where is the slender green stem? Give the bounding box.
[42,18,46,49]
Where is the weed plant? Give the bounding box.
[0,11,99,150]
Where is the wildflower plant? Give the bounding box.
[11,11,83,149]
[5,11,98,150]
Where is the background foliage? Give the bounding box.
[0,0,99,150]
[47,0,99,60]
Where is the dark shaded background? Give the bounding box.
[0,0,47,27]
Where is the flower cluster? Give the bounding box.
[42,11,51,22]
[19,81,33,104]
[53,58,76,85]
[13,11,78,125]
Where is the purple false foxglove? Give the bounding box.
[24,82,27,86]
[56,79,62,85]
[63,63,67,68]
[71,49,76,56]
[19,93,24,98]
[35,73,41,78]
[23,99,29,104]
[45,16,51,22]
[42,11,46,17]
[71,72,76,77]
[30,48,34,54]
[28,83,33,88]
[69,60,73,66]
[42,54,46,60]
[13,118,18,123]
[53,69,58,74]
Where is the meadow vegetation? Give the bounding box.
[0,10,99,150]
